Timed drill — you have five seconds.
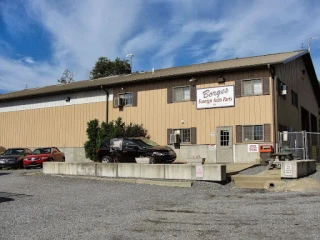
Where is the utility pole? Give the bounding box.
[308,37,319,52]
[126,54,134,73]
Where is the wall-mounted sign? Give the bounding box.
[284,163,293,176]
[196,165,204,178]
[208,144,216,151]
[248,144,259,153]
[196,86,235,109]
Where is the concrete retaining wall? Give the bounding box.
[54,144,262,164]
[43,162,226,182]
[281,160,316,178]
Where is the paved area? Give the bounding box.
[1,169,320,240]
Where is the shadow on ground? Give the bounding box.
[0,192,32,204]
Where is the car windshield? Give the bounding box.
[3,149,24,155]
[32,148,51,154]
[135,138,159,148]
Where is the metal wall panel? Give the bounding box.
[0,101,106,148]
[108,69,274,146]
[0,90,107,113]
[276,58,318,131]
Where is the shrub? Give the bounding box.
[84,119,100,161]
[84,117,149,161]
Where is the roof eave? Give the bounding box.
[282,51,308,64]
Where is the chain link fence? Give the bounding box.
[278,131,320,162]
[306,132,320,162]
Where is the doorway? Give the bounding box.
[216,126,233,163]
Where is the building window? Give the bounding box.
[243,125,264,141]
[174,128,190,143]
[291,90,298,108]
[119,93,133,106]
[220,130,230,146]
[278,79,287,100]
[241,79,262,96]
[172,86,190,102]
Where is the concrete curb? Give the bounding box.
[52,174,193,188]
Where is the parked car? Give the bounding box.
[23,147,65,169]
[0,146,5,154]
[0,148,32,169]
[97,137,176,164]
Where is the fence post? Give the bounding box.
[278,131,281,153]
[304,131,308,159]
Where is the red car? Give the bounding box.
[23,147,65,169]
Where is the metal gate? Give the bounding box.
[305,132,320,162]
[278,131,320,162]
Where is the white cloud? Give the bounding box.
[0,0,320,92]
[21,57,35,64]
[28,0,142,75]
[0,56,64,92]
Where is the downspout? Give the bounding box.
[101,86,109,123]
[268,64,278,152]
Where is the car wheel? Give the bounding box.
[101,156,113,163]
[62,157,65,162]
[149,156,156,164]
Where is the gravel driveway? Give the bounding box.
[1,168,320,240]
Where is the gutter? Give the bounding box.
[101,86,109,123]
[268,64,278,152]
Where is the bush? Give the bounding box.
[84,119,100,161]
[84,117,149,161]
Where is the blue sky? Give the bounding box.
[1,0,320,94]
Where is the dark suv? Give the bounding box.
[97,137,176,164]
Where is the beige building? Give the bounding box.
[0,50,319,163]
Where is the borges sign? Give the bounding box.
[196,86,235,109]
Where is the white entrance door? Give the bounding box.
[216,126,233,163]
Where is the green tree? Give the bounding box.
[57,69,75,84]
[89,57,131,79]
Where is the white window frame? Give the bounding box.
[243,125,264,142]
[118,92,133,106]
[172,86,191,102]
[241,79,263,96]
[173,128,191,143]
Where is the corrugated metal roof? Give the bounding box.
[0,50,308,101]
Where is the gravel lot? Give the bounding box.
[1,168,320,240]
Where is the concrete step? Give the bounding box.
[232,173,281,189]
[233,180,268,189]
[231,174,281,182]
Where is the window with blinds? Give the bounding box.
[241,79,263,96]
[172,86,190,102]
